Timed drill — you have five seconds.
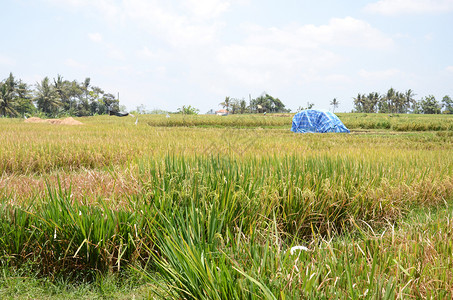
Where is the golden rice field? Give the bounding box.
[0,113,452,299]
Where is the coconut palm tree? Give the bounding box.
[384,88,393,113]
[15,81,34,116]
[35,77,61,116]
[0,83,18,117]
[353,94,364,112]
[330,98,339,113]
[53,75,71,111]
[404,89,417,113]
[219,96,231,112]
[239,99,247,114]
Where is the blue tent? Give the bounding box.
[291,109,350,133]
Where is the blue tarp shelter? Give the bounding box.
[291,109,350,133]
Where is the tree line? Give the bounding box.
[353,88,453,114]
[219,93,290,114]
[0,73,120,118]
[3,73,453,118]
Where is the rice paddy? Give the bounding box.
[0,113,452,299]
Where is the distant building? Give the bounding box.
[216,109,229,116]
[206,109,216,115]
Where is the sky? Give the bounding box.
[1,0,453,113]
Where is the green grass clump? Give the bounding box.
[0,186,151,279]
[0,263,152,299]
[138,198,453,299]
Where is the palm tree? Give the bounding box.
[5,73,17,93]
[368,92,380,113]
[394,91,404,113]
[53,75,70,110]
[15,81,34,116]
[330,98,339,113]
[239,99,247,114]
[0,73,19,117]
[0,83,18,117]
[77,77,92,116]
[353,94,364,112]
[405,89,416,113]
[229,98,240,114]
[219,96,231,112]
[385,88,397,113]
[35,77,61,116]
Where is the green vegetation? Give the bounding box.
[219,94,290,114]
[353,88,451,114]
[0,73,120,118]
[0,113,452,298]
[177,105,200,115]
[3,73,453,119]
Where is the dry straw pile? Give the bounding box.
[24,117,83,125]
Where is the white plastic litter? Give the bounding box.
[290,245,309,255]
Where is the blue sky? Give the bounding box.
[1,0,453,113]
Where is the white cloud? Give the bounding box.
[358,68,402,80]
[446,66,453,72]
[325,17,394,48]
[217,44,341,86]
[241,17,393,50]
[88,32,103,43]
[46,0,235,47]
[136,47,172,63]
[217,17,393,86]
[87,32,124,60]
[182,0,231,19]
[365,0,453,15]
[122,0,225,47]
